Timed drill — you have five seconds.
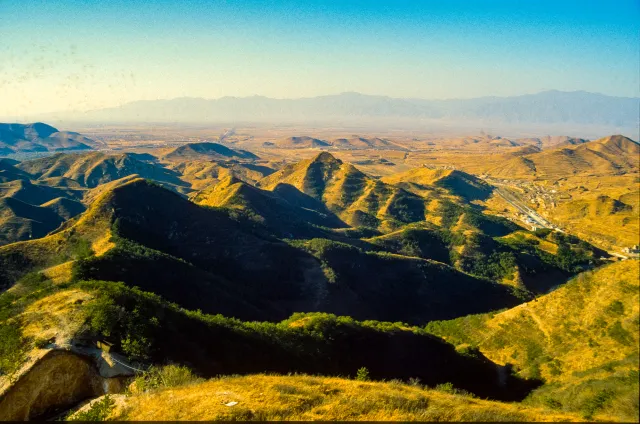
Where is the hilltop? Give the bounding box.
[0,178,525,322]
[258,152,427,229]
[330,136,406,150]
[267,136,330,149]
[490,135,639,179]
[381,167,493,202]
[16,152,186,189]
[163,142,259,160]
[0,123,102,154]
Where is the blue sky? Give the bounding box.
[0,0,638,116]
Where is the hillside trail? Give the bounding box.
[479,302,552,349]
[522,304,552,343]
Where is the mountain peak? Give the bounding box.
[594,134,640,154]
[310,151,342,165]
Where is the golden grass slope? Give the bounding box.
[109,374,581,422]
[428,260,639,383]
[489,135,639,179]
[542,175,640,249]
[0,178,135,288]
[16,152,185,189]
[258,152,425,228]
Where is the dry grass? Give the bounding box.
[41,261,75,284]
[434,260,639,383]
[498,231,559,255]
[19,289,93,346]
[112,374,582,421]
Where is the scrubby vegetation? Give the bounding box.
[425,260,640,422]
[107,374,581,421]
[67,394,115,421]
[0,272,60,378]
[0,150,636,421]
[71,279,536,400]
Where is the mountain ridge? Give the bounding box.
[35,91,639,130]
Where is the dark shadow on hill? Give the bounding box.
[435,171,494,203]
[272,183,348,227]
[69,180,521,324]
[241,163,276,176]
[77,280,543,402]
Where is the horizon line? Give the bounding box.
[8,89,631,119]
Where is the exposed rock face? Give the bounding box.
[0,350,117,420]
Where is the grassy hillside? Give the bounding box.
[329,136,402,150]
[541,175,640,249]
[1,278,537,403]
[425,260,639,421]
[16,152,187,189]
[163,142,259,160]
[1,178,525,324]
[364,217,601,293]
[270,136,330,149]
[381,167,493,202]
[170,160,274,190]
[489,135,639,179]
[192,173,346,237]
[103,374,580,421]
[258,152,427,229]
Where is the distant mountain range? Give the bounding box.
[0,123,103,154]
[40,91,639,130]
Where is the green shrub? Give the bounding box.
[581,389,614,420]
[34,337,52,349]
[435,382,455,393]
[542,397,562,410]
[533,228,552,238]
[134,364,202,392]
[356,367,370,381]
[68,394,115,421]
[0,322,29,379]
[70,238,94,260]
[607,321,633,346]
[606,300,625,316]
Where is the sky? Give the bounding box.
[1,0,639,117]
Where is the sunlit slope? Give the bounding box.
[171,160,274,190]
[489,135,639,179]
[553,195,639,249]
[2,280,536,419]
[427,260,639,380]
[1,178,522,323]
[16,152,187,189]
[193,174,346,235]
[381,167,493,202]
[258,152,426,228]
[108,374,580,422]
[426,260,639,420]
[270,136,330,148]
[329,136,403,150]
[163,142,259,160]
[0,183,118,289]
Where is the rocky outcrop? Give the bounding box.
[0,349,130,420]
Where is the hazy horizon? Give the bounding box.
[2,0,639,119]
